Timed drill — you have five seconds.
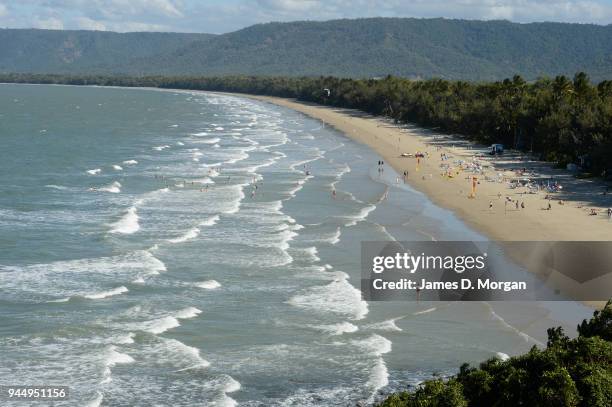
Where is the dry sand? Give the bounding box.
[243,95,612,242]
[234,95,612,307]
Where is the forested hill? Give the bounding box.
[2,18,612,81]
[0,29,212,74]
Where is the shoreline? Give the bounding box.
[7,83,607,241]
[228,93,612,308]
[233,94,611,242]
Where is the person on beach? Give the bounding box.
[332,189,336,199]
[489,201,493,212]
[521,201,525,209]
[607,207,612,220]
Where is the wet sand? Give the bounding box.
[230,94,612,307]
[242,95,612,242]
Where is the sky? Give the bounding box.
[0,0,611,33]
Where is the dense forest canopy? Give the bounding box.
[2,72,611,176]
[1,18,612,81]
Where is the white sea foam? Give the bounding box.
[99,181,122,193]
[101,345,135,384]
[177,141,185,146]
[413,307,437,315]
[345,204,376,226]
[175,306,202,319]
[45,184,68,190]
[194,177,215,185]
[222,183,247,214]
[211,395,237,407]
[200,215,220,226]
[164,339,211,371]
[83,286,129,300]
[199,137,221,144]
[224,150,250,164]
[167,227,200,243]
[85,392,103,407]
[367,358,389,391]
[47,297,70,303]
[195,280,221,289]
[112,164,123,171]
[351,334,392,356]
[214,126,224,131]
[114,332,135,344]
[122,159,138,165]
[87,168,101,175]
[207,168,220,177]
[312,322,359,335]
[288,274,368,320]
[153,145,171,151]
[109,206,139,234]
[496,352,510,361]
[141,316,181,334]
[327,227,341,244]
[192,131,208,136]
[135,308,201,334]
[2,250,166,303]
[299,246,320,262]
[364,317,404,332]
[105,345,135,366]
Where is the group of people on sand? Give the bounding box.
[489,195,525,213]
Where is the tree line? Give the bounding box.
[2,72,611,176]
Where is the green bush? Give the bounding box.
[379,301,612,407]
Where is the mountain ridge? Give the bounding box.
[1,18,611,81]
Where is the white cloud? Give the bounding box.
[75,16,106,31]
[33,16,64,29]
[231,0,612,27]
[1,0,612,33]
[95,0,184,18]
[256,0,322,12]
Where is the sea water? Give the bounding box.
[0,84,592,406]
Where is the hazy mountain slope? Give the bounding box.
[0,29,213,74]
[139,18,610,80]
[2,18,611,81]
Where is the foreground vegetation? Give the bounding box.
[380,301,611,407]
[2,73,612,175]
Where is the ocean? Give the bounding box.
[0,84,592,406]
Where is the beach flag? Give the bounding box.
[470,176,477,198]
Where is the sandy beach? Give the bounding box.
[242,95,612,242]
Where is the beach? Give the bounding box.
[0,83,601,406]
[244,95,612,242]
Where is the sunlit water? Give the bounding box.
[0,84,592,406]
